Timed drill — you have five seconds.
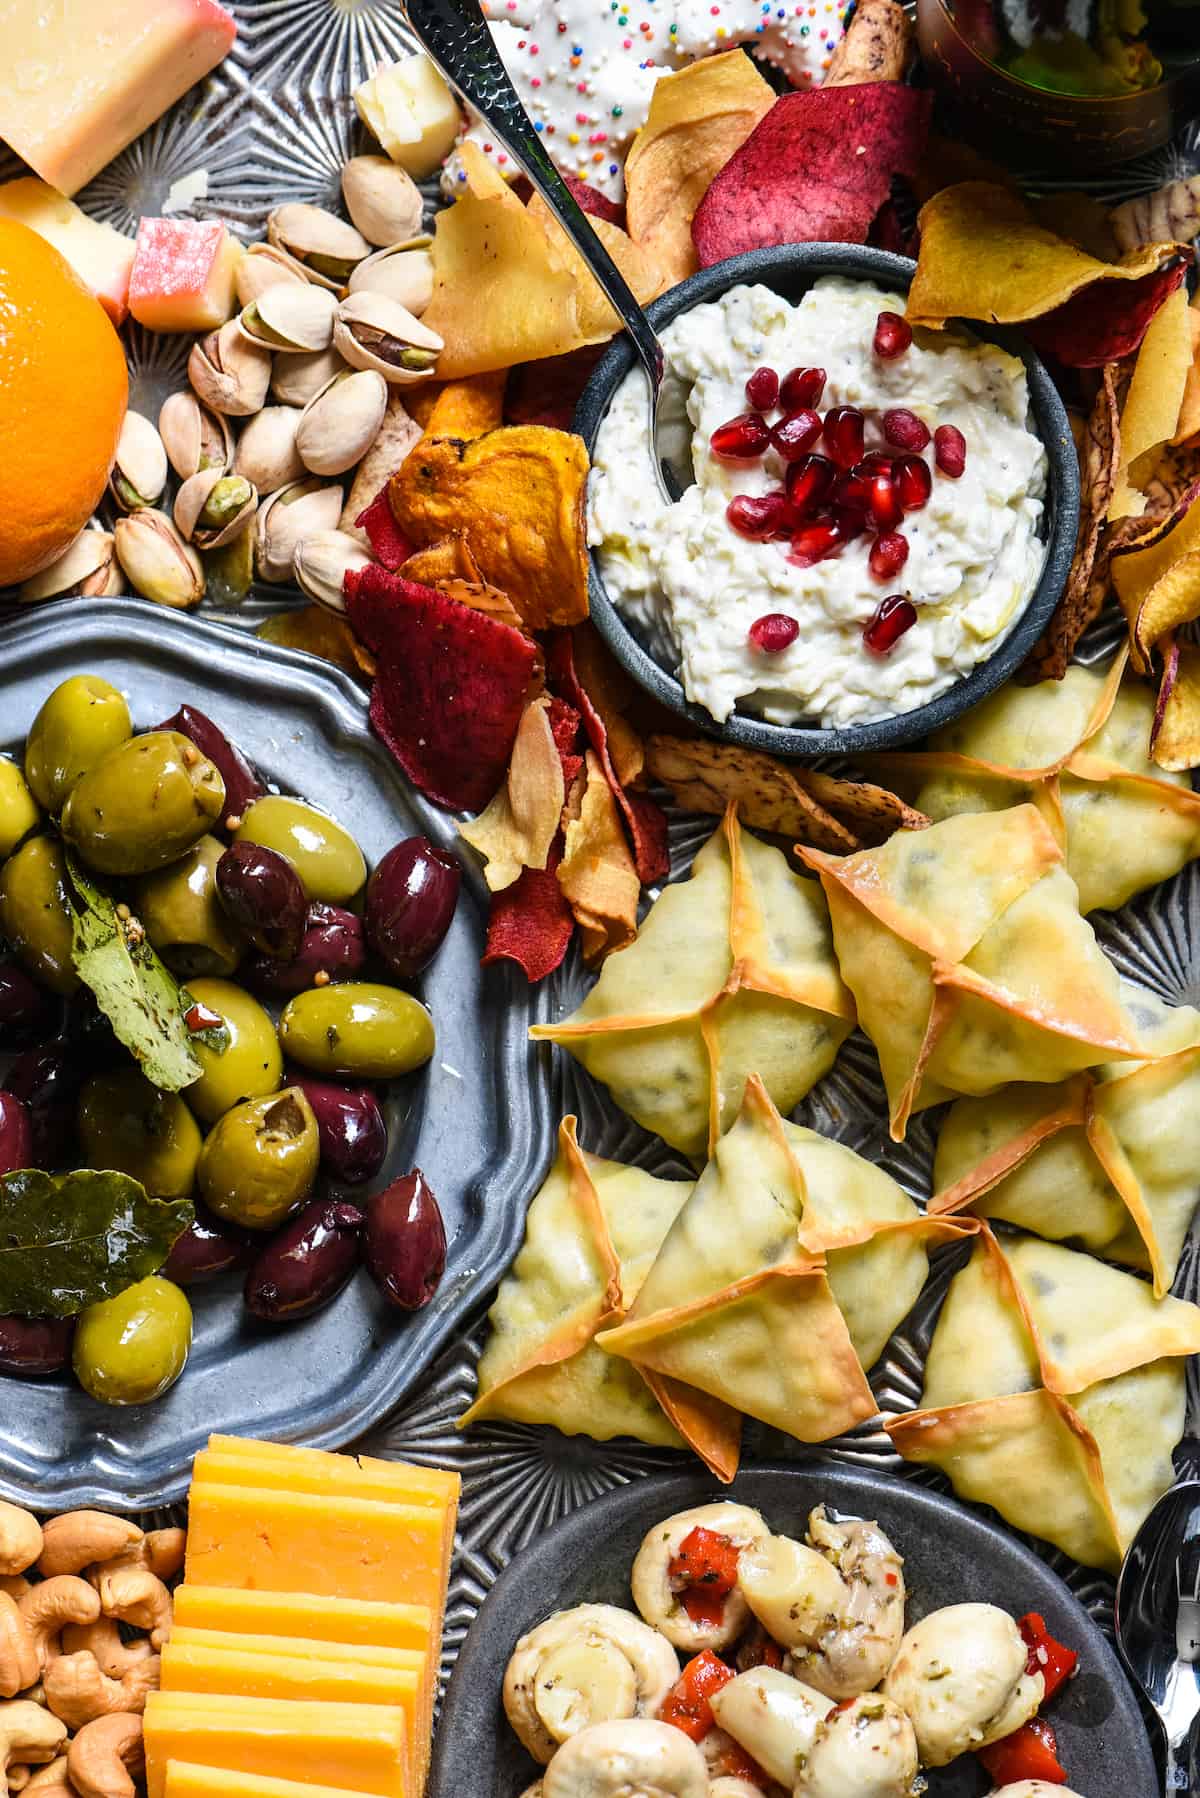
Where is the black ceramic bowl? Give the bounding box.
[574,243,1080,758]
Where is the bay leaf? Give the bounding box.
[0,1168,193,1317]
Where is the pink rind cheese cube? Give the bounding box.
[129,218,242,333]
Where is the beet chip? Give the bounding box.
[347,565,537,814]
[482,840,576,982]
[356,489,412,571]
[1027,258,1190,369]
[692,84,931,266]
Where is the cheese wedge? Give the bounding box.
[172,1586,432,1653]
[164,1765,378,1798]
[144,1694,408,1798]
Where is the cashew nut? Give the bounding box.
[8,1770,30,1794]
[0,1589,27,1609]
[93,1572,171,1652]
[37,1520,141,1584]
[0,1701,68,1793]
[58,1625,149,1682]
[17,1583,101,1675]
[0,1599,39,1700]
[504,1604,680,1765]
[21,1760,72,1797]
[67,1717,143,1798]
[0,1511,42,1583]
[87,1532,184,1589]
[44,1653,160,1732]
[630,1504,769,1654]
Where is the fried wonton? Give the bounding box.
[531,808,854,1162]
[461,1116,739,1478]
[888,1228,1200,1569]
[799,805,1148,1140]
[883,653,1200,913]
[597,1078,962,1442]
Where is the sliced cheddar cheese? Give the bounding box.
[144,1694,408,1798]
[164,1764,378,1798]
[194,1446,459,1511]
[203,1437,460,1507]
[172,1586,432,1654]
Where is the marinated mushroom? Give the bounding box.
[987,1786,1087,1798]
[794,1693,922,1798]
[542,1719,708,1798]
[882,1603,1045,1768]
[709,1666,833,1788]
[503,1603,679,1765]
[631,1505,770,1653]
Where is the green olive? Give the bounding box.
[278,981,435,1080]
[182,976,283,1125]
[196,1088,319,1230]
[235,796,366,905]
[0,836,80,996]
[73,1276,192,1405]
[134,836,245,980]
[24,675,132,814]
[78,1069,203,1201]
[61,731,226,878]
[0,760,40,859]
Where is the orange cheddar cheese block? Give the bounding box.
[172,1586,432,1654]
[144,1694,408,1798]
[164,1764,379,1798]
[204,1436,460,1510]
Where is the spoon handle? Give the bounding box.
[398,0,664,392]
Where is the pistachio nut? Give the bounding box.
[255,478,346,584]
[347,237,435,316]
[235,242,309,310]
[17,527,121,603]
[271,347,346,410]
[239,283,337,355]
[340,156,424,249]
[267,203,370,289]
[114,510,205,610]
[296,369,388,478]
[294,530,374,613]
[204,530,255,610]
[332,292,442,386]
[233,406,305,496]
[188,320,273,418]
[159,390,234,482]
[108,411,169,512]
[175,470,259,550]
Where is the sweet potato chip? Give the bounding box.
[356,488,412,571]
[1150,639,1200,771]
[482,839,575,983]
[1111,283,1194,518]
[346,565,538,814]
[823,0,913,85]
[692,83,930,267]
[459,694,565,892]
[424,373,506,440]
[399,534,525,631]
[558,751,641,963]
[256,606,374,679]
[389,424,589,629]
[405,386,440,430]
[623,50,775,289]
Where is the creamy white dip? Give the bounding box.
[588,278,1048,729]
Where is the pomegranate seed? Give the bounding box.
[780,366,826,410]
[869,531,910,582]
[833,471,871,514]
[788,520,846,567]
[883,408,931,452]
[749,612,800,653]
[864,594,918,655]
[784,454,836,516]
[893,454,932,511]
[822,405,865,470]
[834,507,867,541]
[745,366,779,411]
[873,311,913,359]
[710,412,769,460]
[867,472,904,532]
[855,452,895,476]
[771,408,822,461]
[934,424,967,478]
[726,492,789,540]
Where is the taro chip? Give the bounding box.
[691,83,931,268]
[458,695,566,893]
[1174,302,1200,447]
[256,607,374,679]
[482,839,575,983]
[399,534,525,631]
[1150,639,1200,772]
[823,0,912,85]
[346,564,538,814]
[1110,478,1200,671]
[356,489,412,572]
[1110,283,1195,517]
[557,750,641,963]
[389,424,590,630]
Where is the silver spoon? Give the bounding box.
[1115,1477,1200,1793]
[398,0,687,502]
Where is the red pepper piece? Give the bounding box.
[668,1527,741,1625]
[658,1649,735,1742]
[977,1716,1067,1786]
[1018,1612,1079,1703]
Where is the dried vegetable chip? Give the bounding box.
[1110,174,1200,255]
[256,607,374,678]
[1033,191,1119,261]
[823,0,912,85]
[482,839,575,983]
[1110,477,1200,675]
[398,535,524,630]
[505,345,606,433]
[389,424,590,630]
[547,693,584,791]
[346,564,537,813]
[558,751,641,963]
[563,173,624,227]
[422,372,506,440]
[1026,258,1188,369]
[459,695,565,892]
[888,1227,1200,1570]
[356,489,412,571]
[342,393,423,543]
[623,50,775,288]
[1151,640,1200,772]
[1174,300,1200,446]
[1111,282,1194,517]
[567,623,646,788]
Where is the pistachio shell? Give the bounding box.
[271,347,346,409]
[109,411,169,511]
[294,530,375,613]
[296,369,388,478]
[340,156,424,249]
[255,479,346,584]
[332,292,442,385]
[235,242,310,309]
[17,528,120,603]
[239,283,337,354]
[175,470,259,550]
[267,203,371,289]
[114,510,205,610]
[188,320,273,418]
[159,390,234,482]
[233,406,305,496]
[346,238,435,315]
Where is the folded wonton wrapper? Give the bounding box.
[461,1117,740,1477]
[931,998,1200,1298]
[881,653,1200,915]
[888,1228,1200,1570]
[532,808,854,1161]
[597,1077,964,1445]
[799,804,1148,1141]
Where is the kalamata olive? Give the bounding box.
[363,1169,446,1311]
[290,1076,387,1184]
[244,902,366,997]
[0,1093,33,1176]
[162,1203,253,1285]
[216,841,306,959]
[157,704,265,827]
[0,960,55,1048]
[0,1315,75,1379]
[61,989,121,1072]
[366,838,461,979]
[244,1197,364,1322]
[4,1044,83,1169]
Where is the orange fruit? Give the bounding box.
[0,219,128,586]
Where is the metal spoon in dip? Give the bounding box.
[399,0,689,502]
[1115,1478,1200,1792]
